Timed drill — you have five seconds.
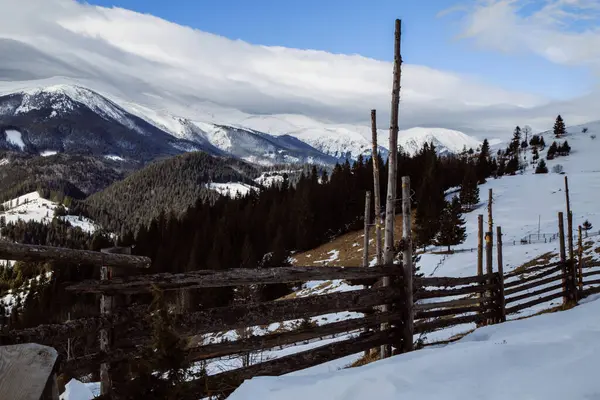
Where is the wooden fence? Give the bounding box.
[0,235,598,399]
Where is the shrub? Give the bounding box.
[552,164,564,174]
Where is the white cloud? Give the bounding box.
[0,0,594,140]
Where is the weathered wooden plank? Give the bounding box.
[66,265,403,294]
[505,282,564,304]
[417,274,492,287]
[505,290,565,315]
[414,296,487,311]
[415,304,485,320]
[504,272,565,296]
[175,286,402,336]
[0,242,150,269]
[184,329,396,398]
[582,278,600,287]
[414,312,493,334]
[581,285,600,298]
[0,343,58,400]
[415,283,496,300]
[503,264,564,289]
[504,262,561,279]
[187,311,403,362]
[582,269,600,279]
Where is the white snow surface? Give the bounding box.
[5,129,25,150]
[60,379,95,400]
[104,154,125,161]
[230,294,600,400]
[206,182,258,198]
[40,150,58,157]
[0,158,8,166]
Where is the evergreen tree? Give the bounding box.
[553,115,566,138]
[460,166,480,211]
[510,126,522,155]
[535,159,549,174]
[560,141,571,155]
[505,156,519,175]
[547,142,558,160]
[476,139,491,182]
[532,147,540,162]
[529,135,540,147]
[539,136,546,148]
[582,220,593,237]
[436,197,467,252]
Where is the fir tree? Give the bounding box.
[560,141,571,155]
[582,220,593,237]
[539,136,546,148]
[505,156,519,175]
[553,115,566,138]
[436,197,467,252]
[460,166,480,211]
[547,142,558,160]
[510,126,521,155]
[535,159,549,174]
[532,147,540,162]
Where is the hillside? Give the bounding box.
[83,151,262,231]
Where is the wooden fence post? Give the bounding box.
[363,192,372,268]
[578,225,584,293]
[558,212,569,305]
[371,110,383,267]
[477,215,483,276]
[401,176,413,353]
[496,226,505,323]
[99,246,132,396]
[380,18,402,360]
[565,176,574,263]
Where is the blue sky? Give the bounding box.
[84,0,593,101]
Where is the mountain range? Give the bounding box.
[0,83,483,167]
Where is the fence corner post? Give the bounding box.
[496,226,506,323]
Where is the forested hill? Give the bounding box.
[80,151,262,232]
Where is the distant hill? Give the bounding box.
[82,151,262,232]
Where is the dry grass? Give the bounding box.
[347,349,381,368]
[511,252,556,275]
[291,214,405,267]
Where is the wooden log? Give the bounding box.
[504,271,565,297]
[0,343,58,400]
[558,212,568,304]
[496,226,506,322]
[504,261,561,279]
[582,278,600,286]
[565,177,574,263]
[505,290,565,315]
[504,264,564,289]
[401,176,413,353]
[66,265,403,294]
[505,282,564,304]
[380,18,402,360]
[0,242,150,269]
[176,286,402,337]
[417,274,491,287]
[415,304,486,320]
[578,225,584,292]
[184,329,396,398]
[414,312,494,334]
[581,269,600,278]
[371,109,383,267]
[477,215,484,276]
[581,285,600,298]
[416,283,496,300]
[362,191,372,268]
[414,296,486,311]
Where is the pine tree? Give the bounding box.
[547,142,558,159]
[532,147,540,162]
[535,159,549,174]
[510,126,522,155]
[582,220,593,237]
[505,156,519,175]
[460,166,480,211]
[436,197,467,252]
[553,115,566,138]
[539,136,546,148]
[476,139,491,181]
[561,140,571,155]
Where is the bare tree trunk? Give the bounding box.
[371,110,383,266]
[380,18,402,360]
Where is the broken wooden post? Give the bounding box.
[371,110,383,267]
[363,191,372,268]
[401,176,413,352]
[99,246,132,396]
[380,18,402,360]
[558,212,569,305]
[496,226,506,323]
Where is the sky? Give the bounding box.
[0,0,599,138]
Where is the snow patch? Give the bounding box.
[60,379,95,400]
[40,150,58,157]
[5,129,25,150]
[206,182,258,198]
[104,154,125,161]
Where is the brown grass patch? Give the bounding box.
[512,252,556,275]
[348,348,380,368]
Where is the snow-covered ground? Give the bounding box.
[230,293,600,400]
[0,191,99,233]
[5,129,25,150]
[206,182,259,198]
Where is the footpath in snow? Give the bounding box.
[230,294,600,400]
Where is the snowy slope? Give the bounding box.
[0,192,99,233]
[396,127,481,155]
[230,294,600,400]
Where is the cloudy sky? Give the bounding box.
[0,0,598,138]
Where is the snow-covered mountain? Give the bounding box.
[0,83,485,165]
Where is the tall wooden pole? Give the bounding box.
[477,215,484,276]
[401,176,413,352]
[496,226,505,323]
[371,110,383,266]
[558,212,568,305]
[381,18,402,360]
[565,176,574,263]
[362,191,372,268]
[485,189,494,325]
